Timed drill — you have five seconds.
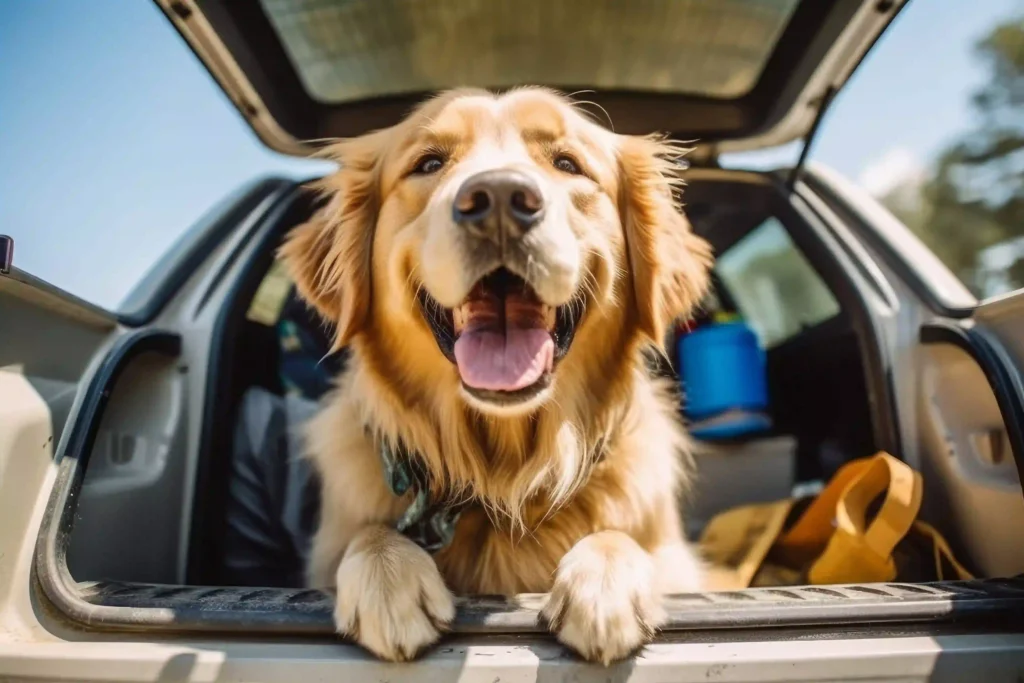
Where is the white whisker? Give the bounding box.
[570,98,615,132]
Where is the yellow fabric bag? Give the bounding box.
[701,452,974,591]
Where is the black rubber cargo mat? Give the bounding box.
[68,577,1024,635]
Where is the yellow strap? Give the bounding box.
[913,520,974,581]
[772,457,873,566]
[807,453,922,584]
[699,455,898,589]
[698,452,968,589]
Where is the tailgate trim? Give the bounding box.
[33,312,1024,642]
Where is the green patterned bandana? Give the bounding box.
[375,432,608,554]
[377,435,467,554]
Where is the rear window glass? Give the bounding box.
[258,0,801,103]
[715,217,841,348]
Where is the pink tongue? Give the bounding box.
[454,328,554,391]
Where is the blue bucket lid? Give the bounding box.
[688,409,772,441]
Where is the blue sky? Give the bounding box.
[1,0,1019,310]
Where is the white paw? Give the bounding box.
[334,527,455,662]
[540,531,667,666]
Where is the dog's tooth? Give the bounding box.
[453,306,466,333]
[544,306,556,330]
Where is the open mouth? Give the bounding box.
[419,268,581,405]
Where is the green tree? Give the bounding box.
[881,15,1024,297]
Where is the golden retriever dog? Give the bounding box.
[279,87,713,665]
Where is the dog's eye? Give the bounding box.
[553,154,582,175]
[412,154,445,176]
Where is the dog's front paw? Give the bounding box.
[334,526,455,662]
[540,531,666,666]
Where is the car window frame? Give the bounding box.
[797,163,978,319]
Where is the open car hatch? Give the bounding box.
[154,0,906,158]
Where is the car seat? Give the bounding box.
[218,283,340,587]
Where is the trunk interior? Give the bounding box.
[49,168,1024,637]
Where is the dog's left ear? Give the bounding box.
[618,134,713,348]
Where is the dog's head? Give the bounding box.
[281,88,711,416]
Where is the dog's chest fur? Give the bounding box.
[433,459,661,595]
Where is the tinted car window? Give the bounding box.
[715,217,840,348]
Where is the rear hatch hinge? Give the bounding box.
[0,235,12,275]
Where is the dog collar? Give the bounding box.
[375,431,609,554]
[377,435,466,554]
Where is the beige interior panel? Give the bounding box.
[917,343,1024,577]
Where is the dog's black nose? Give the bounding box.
[452,169,545,240]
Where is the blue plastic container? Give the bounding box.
[679,319,770,439]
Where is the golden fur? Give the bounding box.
[279,87,713,665]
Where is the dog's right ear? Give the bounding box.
[618,134,712,349]
[278,131,387,351]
